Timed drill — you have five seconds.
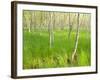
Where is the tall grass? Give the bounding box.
[23,30,91,69]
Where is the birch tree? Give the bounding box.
[68,13,72,39]
[48,12,54,48]
[71,13,80,62]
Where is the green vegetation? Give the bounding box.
[23,30,91,69]
[23,10,91,69]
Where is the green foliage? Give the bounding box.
[23,30,91,69]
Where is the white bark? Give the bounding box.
[68,13,72,39]
[49,12,54,48]
[28,12,32,32]
[72,13,80,62]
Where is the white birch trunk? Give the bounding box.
[68,13,72,39]
[49,12,54,48]
[28,12,32,32]
[72,13,80,62]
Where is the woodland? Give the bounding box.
[23,10,91,69]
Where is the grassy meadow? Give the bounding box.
[23,29,91,69]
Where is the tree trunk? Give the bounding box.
[28,12,32,32]
[71,13,80,62]
[68,13,72,39]
[49,12,54,48]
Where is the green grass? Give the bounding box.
[23,29,91,69]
